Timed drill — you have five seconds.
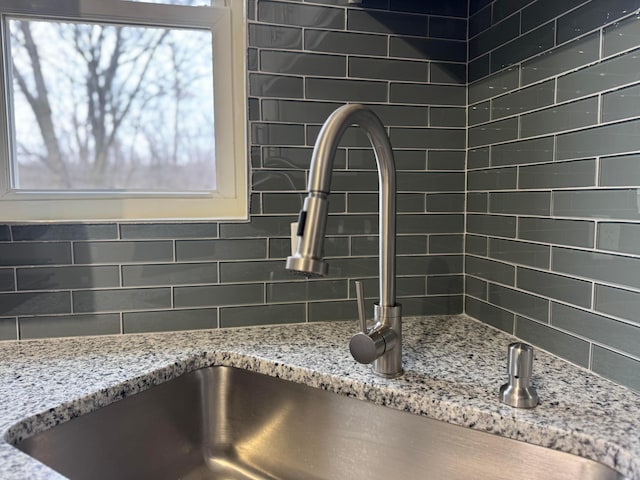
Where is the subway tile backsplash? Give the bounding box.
[1,0,639,392]
[468,0,640,390]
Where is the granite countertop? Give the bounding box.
[0,314,638,479]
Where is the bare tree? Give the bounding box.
[9,18,214,190]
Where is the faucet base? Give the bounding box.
[371,304,403,377]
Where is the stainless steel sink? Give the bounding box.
[15,366,620,480]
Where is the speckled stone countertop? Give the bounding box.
[0,314,639,479]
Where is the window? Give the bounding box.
[0,0,247,221]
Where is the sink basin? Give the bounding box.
[15,366,621,480]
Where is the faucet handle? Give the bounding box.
[355,281,367,333]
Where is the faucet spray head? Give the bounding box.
[285,193,330,278]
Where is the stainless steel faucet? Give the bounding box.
[285,104,403,378]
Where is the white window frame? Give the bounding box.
[0,0,248,222]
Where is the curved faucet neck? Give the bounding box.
[309,104,397,308]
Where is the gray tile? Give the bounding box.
[261,100,341,124]
[258,1,344,29]
[592,345,640,392]
[390,83,466,106]
[489,191,551,215]
[553,246,640,290]
[517,267,592,308]
[252,123,305,145]
[429,234,464,254]
[390,128,465,150]
[0,269,14,291]
[489,238,550,269]
[556,0,639,44]
[350,235,382,256]
[491,137,554,167]
[0,318,16,340]
[465,235,488,256]
[492,0,532,22]
[73,288,171,313]
[74,241,173,264]
[327,214,378,235]
[220,260,294,283]
[262,192,321,215]
[491,23,555,73]
[598,222,640,255]
[426,193,465,212]
[467,148,490,169]
[467,214,517,238]
[604,13,640,57]
[518,217,595,248]
[307,124,374,147]
[557,49,640,102]
[123,308,217,334]
[595,284,640,322]
[602,83,640,123]
[520,97,599,138]
[347,9,428,36]
[249,73,303,99]
[398,171,465,192]
[430,16,467,40]
[220,303,304,327]
[467,192,488,212]
[521,0,588,33]
[468,118,518,147]
[468,54,490,83]
[553,189,640,220]
[430,107,466,127]
[0,242,71,267]
[262,146,332,169]
[19,314,120,339]
[521,32,600,85]
[332,172,377,192]
[0,226,9,241]
[304,30,387,56]
[397,214,464,234]
[347,193,381,213]
[469,100,490,125]
[430,62,467,84]
[489,284,549,322]
[466,276,488,300]
[557,119,640,160]
[17,266,119,290]
[12,224,117,241]
[399,193,428,213]
[260,51,345,77]
[249,24,302,49]
[470,3,492,33]
[368,104,430,127]
[398,255,462,276]
[349,57,427,82]
[388,2,467,17]
[466,255,515,285]
[220,216,296,238]
[267,279,347,303]
[252,170,307,190]
[120,223,218,239]
[390,36,466,62]
[0,291,71,316]
[515,316,590,367]
[428,151,466,170]
[469,67,519,104]
[309,299,357,322]
[174,283,263,308]
[401,295,463,316]
[465,297,515,333]
[427,275,464,295]
[306,78,387,102]
[467,167,517,191]
[122,263,218,287]
[491,80,555,120]
[469,15,520,59]
[552,302,640,357]
[519,159,596,189]
[600,154,640,186]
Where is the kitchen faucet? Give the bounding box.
[286,104,403,378]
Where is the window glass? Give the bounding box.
[9,18,215,192]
